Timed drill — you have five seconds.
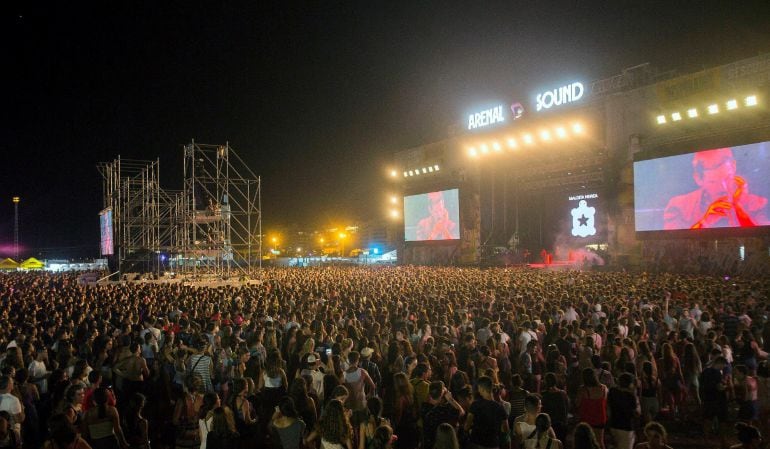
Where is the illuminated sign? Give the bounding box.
[468,105,505,130]
[536,82,585,111]
[569,193,598,238]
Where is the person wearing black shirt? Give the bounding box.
[465,376,508,449]
[700,356,728,440]
[422,381,464,449]
[607,373,640,449]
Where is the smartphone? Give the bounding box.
[326,348,332,356]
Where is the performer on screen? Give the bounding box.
[416,191,458,240]
[663,147,769,230]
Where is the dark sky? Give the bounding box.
[2,1,770,257]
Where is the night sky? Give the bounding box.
[3,1,770,258]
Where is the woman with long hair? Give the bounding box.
[575,368,607,449]
[205,407,239,449]
[659,342,683,417]
[525,414,563,449]
[633,421,673,449]
[573,422,601,449]
[681,342,702,415]
[80,387,129,449]
[122,393,150,449]
[359,397,389,449]
[391,372,418,449]
[367,425,395,449]
[289,378,317,436]
[639,361,660,424]
[198,392,220,449]
[173,374,204,449]
[305,399,354,449]
[226,377,256,440]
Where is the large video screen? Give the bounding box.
[404,189,461,241]
[635,141,770,232]
[99,208,114,256]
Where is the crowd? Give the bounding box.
[0,266,768,449]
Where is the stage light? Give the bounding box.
[468,147,478,157]
[507,138,518,148]
[389,209,399,218]
[480,143,489,154]
[434,165,440,171]
[523,134,533,145]
[687,108,698,118]
[413,168,420,175]
[296,247,302,253]
[428,166,434,172]
[745,95,758,107]
[492,141,501,151]
[539,130,551,141]
[656,115,667,124]
[408,170,414,176]
[726,99,738,110]
[390,196,398,204]
[403,171,408,177]
[390,170,397,177]
[555,127,567,138]
[708,104,719,114]
[671,112,682,121]
[422,168,427,174]
[572,123,583,134]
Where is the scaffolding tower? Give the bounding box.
[98,157,182,275]
[180,140,261,278]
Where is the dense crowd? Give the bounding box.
[0,267,768,449]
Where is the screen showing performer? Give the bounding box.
[634,142,770,232]
[99,208,114,255]
[404,189,460,241]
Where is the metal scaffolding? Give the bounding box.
[180,140,261,278]
[98,142,261,279]
[97,157,182,275]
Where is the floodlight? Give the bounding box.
[492,141,501,151]
[480,144,489,153]
[422,168,427,174]
[745,95,757,107]
[656,115,666,125]
[671,112,682,121]
[414,169,420,175]
[708,104,719,114]
[390,209,399,218]
[507,138,518,148]
[555,127,567,138]
[468,147,478,157]
[523,134,533,145]
[390,170,397,177]
[390,196,398,204]
[540,130,551,141]
[428,166,434,172]
[408,170,414,176]
[403,171,408,177]
[572,123,583,134]
[687,108,698,118]
[433,165,440,171]
[726,99,738,110]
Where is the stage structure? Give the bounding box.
[180,141,262,277]
[98,157,183,275]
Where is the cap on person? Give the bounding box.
[361,347,374,358]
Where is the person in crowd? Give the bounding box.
[0,411,21,449]
[305,399,354,449]
[540,372,569,442]
[633,421,673,449]
[608,372,640,449]
[122,392,150,449]
[270,396,306,449]
[433,422,459,449]
[173,374,205,449]
[198,391,220,449]
[205,407,239,449]
[573,423,601,449]
[422,381,463,449]
[731,422,764,449]
[80,387,129,449]
[465,376,508,449]
[43,413,94,449]
[344,351,376,412]
[360,397,390,449]
[575,368,607,449]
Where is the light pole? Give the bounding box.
[12,197,20,260]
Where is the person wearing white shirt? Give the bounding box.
[0,376,23,436]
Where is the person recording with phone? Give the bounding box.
[663,148,769,230]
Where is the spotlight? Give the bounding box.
[492,141,501,151]
[523,134,534,145]
[403,171,408,177]
[408,170,414,176]
[390,196,398,204]
[656,115,667,125]
[390,170,397,177]
[708,104,719,114]
[726,99,738,110]
[540,130,551,141]
[468,147,478,157]
[745,95,758,107]
[422,168,427,174]
[507,138,518,148]
[428,166,434,172]
[572,123,583,134]
[671,112,682,121]
[414,168,420,176]
[389,209,399,218]
[434,165,440,171]
[555,127,567,138]
[480,144,489,153]
[687,108,698,118]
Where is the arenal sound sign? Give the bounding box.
[467,105,505,130]
[536,81,585,111]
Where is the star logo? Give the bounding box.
[571,200,596,237]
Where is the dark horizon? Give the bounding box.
[3,2,770,258]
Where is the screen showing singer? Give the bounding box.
[404,189,460,241]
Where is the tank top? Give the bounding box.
[344,368,366,410]
[263,373,283,388]
[578,387,607,427]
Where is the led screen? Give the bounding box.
[568,192,600,238]
[404,189,460,241]
[634,142,770,232]
[99,208,114,256]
